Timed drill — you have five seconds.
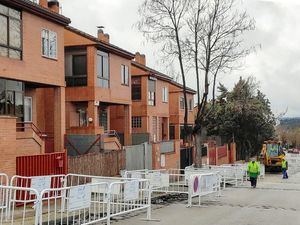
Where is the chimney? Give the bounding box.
[48,0,60,14]
[97,29,110,43]
[39,0,48,8]
[135,52,146,66]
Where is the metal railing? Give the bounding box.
[16,122,48,138]
[1,174,153,225]
[123,169,221,207]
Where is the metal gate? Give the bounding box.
[125,143,152,170]
[180,147,193,170]
[16,151,68,176]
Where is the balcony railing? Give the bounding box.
[65,76,87,87]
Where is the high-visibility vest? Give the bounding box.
[248,161,260,174]
[282,160,287,169]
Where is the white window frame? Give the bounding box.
[121,65,129,85]
[41,29,57,59]
[162,87,168,103]
[24,96,32,122]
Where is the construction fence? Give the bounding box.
[0,173,151,225]
[68,150,125,177]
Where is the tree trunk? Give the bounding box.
[194,131,203,168]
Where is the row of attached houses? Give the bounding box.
[0,0,196,175]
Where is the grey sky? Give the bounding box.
[61,0,300,117]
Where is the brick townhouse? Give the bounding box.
[0,0,70,175]
[131,53,196,145]
[169,82,196,142]
[64,26,135,154]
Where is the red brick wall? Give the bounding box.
[152,140,181,170]
[0,11,65,87]
[0,117,45,177]
[0,117,17,177]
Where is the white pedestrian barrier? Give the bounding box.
[10,174,65,191]
[0,173,152,225]
[123,169,221,207]
[0,185,40,225]
[185,165,245,188]
[39,182,109,225]
[286,153,300,174]
[64,174,152,225]
[188,173,220,207]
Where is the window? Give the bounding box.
[97,51,109,88]
[148,79,156,106]
[99,107,108,131]
[169,125,175,140]
[24,97,32,122]
[0,78,24,121]
[132,77,141,100]
[121,65,129,85]
[0,4,22,59]
[42,29,57,59]
[77,109,87,127]
[180,96,184,109]
[189,99,193,111]
[65,51,88,87]
[132,116,142,128]
[162,87,168,103]
[73,55,87,76]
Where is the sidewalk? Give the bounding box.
[112,173,300,225]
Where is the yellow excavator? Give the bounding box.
[260,140,285,172]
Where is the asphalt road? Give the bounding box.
[112,172,300,225]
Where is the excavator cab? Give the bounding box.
[260,140,284,172]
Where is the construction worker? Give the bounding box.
[282,158,288,179]
[247,158,260,188]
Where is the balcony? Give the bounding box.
[65,76,87,87]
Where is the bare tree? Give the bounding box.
[186,0,255,167]
[137,0,191,142]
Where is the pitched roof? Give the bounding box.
[132,61,196,94]
[2,0,71,26]
[65,26,135,59]
[132,61,173,82]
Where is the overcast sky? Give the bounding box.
[61,0,300,117]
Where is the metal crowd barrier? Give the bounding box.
[0,185,40,225]
[123,169,221,206]
[39,182,109,225]
[188,173,220,207]
[286,153,300,175]
[10,174,65,192]
[0,174,152,225]
[185,165,245,188]
[64,174,152,225]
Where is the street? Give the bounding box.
[113,173,300,225]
